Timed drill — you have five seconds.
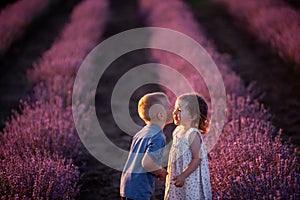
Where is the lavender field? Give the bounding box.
[0,0,299,199]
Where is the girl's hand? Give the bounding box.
[173,174,186,187]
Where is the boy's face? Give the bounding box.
[161,97,173,124]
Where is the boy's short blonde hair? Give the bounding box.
[138,92,168,123]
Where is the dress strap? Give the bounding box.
[185,127,204,143]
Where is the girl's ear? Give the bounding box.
[191,113,197,121]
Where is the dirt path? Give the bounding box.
[0,0,81,130]
[75,0,179,198]
[75,0,164,199]
[285,0,300,8]
[186,0,300,145]
[0,0,18,9]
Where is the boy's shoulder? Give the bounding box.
[135,124,164,140]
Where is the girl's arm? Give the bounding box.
[173,131,201,187]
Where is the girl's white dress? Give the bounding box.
[164,127,212,200]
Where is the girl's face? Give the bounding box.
[173,99,194,127]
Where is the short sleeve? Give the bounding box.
[146,133,166,164]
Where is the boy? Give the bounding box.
[120,92,173,200]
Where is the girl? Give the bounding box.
[164,93,212,200]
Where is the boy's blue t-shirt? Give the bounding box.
[120,124,166,200]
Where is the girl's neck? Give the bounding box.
[180,123,197,131]
[181,125,192,131]
[177,125,196,136]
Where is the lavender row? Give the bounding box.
[0,0,55,54]
[28,0,108,104]
[0,0,109,198]
[0,101,80,199]
[210,95,299,199]
[139,0,246,100]
[215,0,300,69]
[139,0,299,198]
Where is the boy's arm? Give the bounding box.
[142,154,168,180]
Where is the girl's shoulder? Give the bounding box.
[185,127,200,136]
[185,127,203,142]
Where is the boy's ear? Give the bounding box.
[149,104,164,121]
[157,111,164,120]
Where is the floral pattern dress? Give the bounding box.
[164,126,212,200]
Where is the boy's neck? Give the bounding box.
[147,121,165,130]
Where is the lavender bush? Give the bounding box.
[0,0,109,198]
[1,99,80,158]
[215,0,300,68]
[210,95,299,199]
[0,148,79,199]
[139,0,299,198]
[0,0,55,54]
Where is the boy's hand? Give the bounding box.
[173,174,186,187]
[154,168,168,181]
[141,154,168,180]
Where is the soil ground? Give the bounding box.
[76,0,169,199]
[0,0,18,9]
[0,0,299,199]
